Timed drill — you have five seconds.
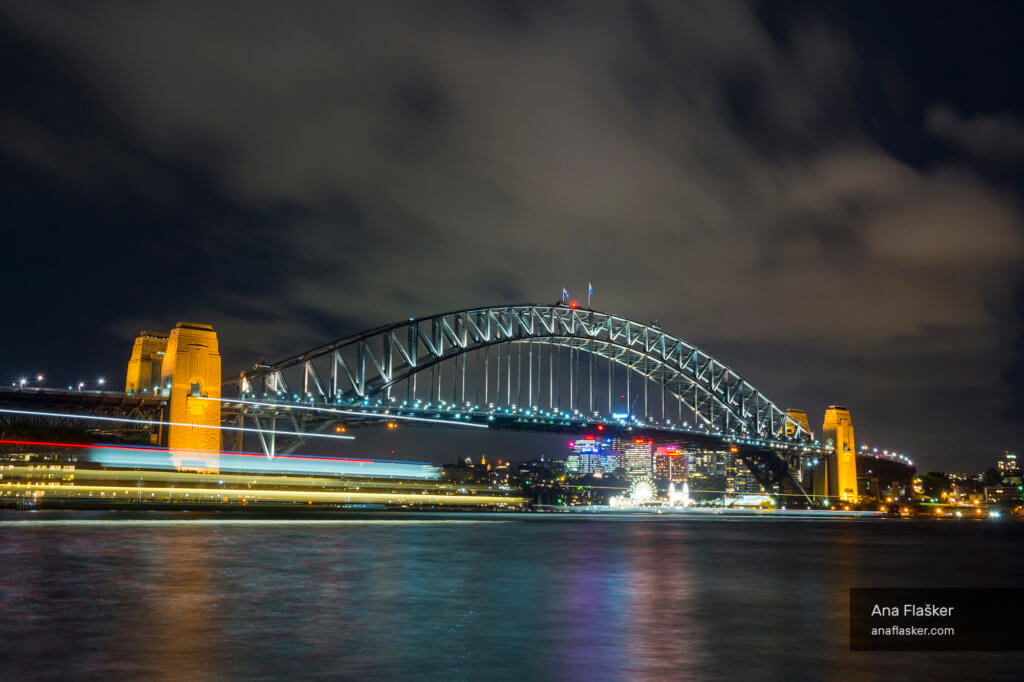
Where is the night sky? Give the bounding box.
[2,1,1022,472]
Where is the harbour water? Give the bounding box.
[2,512,1022,680]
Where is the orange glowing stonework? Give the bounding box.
[159,323,222,471]
[125,331,169,395]
[821,405,858,503]
[784,408,811,438]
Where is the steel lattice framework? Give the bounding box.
[232,303,812,442]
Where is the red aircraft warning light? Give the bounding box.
[570,301,578,308]
[596,424,604,431]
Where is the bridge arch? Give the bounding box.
[234,304,811,442]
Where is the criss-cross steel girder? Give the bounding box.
[230,303,812,442]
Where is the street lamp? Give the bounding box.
[78,382,85,391]
[19,378,27,387]
[97,378,105,387]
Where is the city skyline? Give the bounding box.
[2,2,1023,471]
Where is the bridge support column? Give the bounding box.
[125,331,169,395]
[822,405,858,503]
[161,322,222,471]
[125,331,170,443]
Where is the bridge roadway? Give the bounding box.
[0,384,817,452]
[0,386,166,417]
[0,386,913,505]
[0,385,817,500]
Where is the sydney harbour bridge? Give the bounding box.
[0,302,914,506]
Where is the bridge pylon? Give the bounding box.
[784,409,811,438]
[819,405,857,503]
[162,323,221,471]
[125,331,169,396]
[128,322,222,470]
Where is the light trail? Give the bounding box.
[203,396,489,428]
[0,408,355,441]
[0,465,490,491]
[0,439,441,479]
[0,439,376,462]
[2,482,524,506]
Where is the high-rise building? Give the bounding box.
[565,454,581,474]
[600,448,623,474]
[568,437,603,475]
[998,452,1020,474]
[998,452,1021,485]
[614,438,653,479]
[653,445,685,482]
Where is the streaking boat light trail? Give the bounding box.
[0,408,356,441]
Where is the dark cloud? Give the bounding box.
[1,0,1022,470]
[926,105,1024,160]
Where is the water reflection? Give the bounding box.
[138,530,219,678]
[624,523,704,680]
[1,514,1023,680]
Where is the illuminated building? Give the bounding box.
[566,437,625,475]
[984,486,1022,503]
[567,437,605,474]
[998,452,1019,474]
[600,447,623,474]
[653,445,684,482]
[726,460,762,494]
[997,452,1021,485]
[576,438,602,474]
[613,437,653,479]
[687,449,725,477]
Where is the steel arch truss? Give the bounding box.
[234,304,811,442]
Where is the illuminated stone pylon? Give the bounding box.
[821,405,858,503]
[125,331,169,395]
[784,408,811,438]
[160,323,222,472]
